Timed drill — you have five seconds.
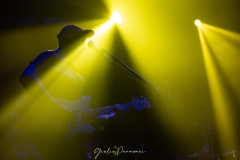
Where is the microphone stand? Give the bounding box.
[98,47,161,94]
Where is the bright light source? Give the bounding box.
[195,19,201,27]
[110,11,122,24]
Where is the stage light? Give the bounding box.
[110,11,122,24]
[194,19,201,27]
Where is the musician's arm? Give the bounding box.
[20,64,75,126]
[19,64,55,101]
[20,64,71,109]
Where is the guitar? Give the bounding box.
[53,96,151,141]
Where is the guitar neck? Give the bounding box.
[81,103,133,120]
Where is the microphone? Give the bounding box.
[88,40,100,52]
[88,41,108,56]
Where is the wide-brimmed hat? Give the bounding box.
[57,25,94,41]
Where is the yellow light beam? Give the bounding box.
[198,25,238,152]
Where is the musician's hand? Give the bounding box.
[98,104,124,120]
[98,112,115,119]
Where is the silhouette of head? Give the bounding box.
[57,25,94,49]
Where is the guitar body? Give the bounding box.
[62,96,95,141]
